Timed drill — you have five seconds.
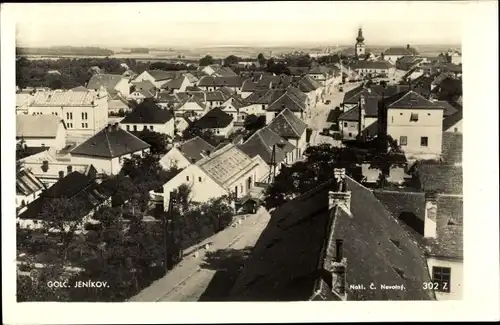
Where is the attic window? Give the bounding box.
[410,113,419,121]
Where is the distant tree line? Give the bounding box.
[16,46,115,57]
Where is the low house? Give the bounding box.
[265,87,308,124]
[338,95,379,141]
[197,76,246,93]
[131,80,157,93]
[120,100,175,136]
[170,93,208,118]
[18,147,96,187]
[87,74,130,97]
[108,95,132,115]
[237,127,296,182]
[211,66,239,77]
[16,169,117,231]
[349,60,395,78]
[162,144,263,206]
[16,115,67,150]
[297,75,323,108]
[267,108,308,160]
[383,45,420,63]
[229,170,435,301]
[16,168,45,210]
[70,123,151,175]
[159,136,215,170]
[134,70,183,89]
[205,90,231,109]
[127,89,156,103]
[191,107,235,137]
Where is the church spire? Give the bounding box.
[356,28,365,43]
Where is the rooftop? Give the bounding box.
[177,136,215,163]
[192,107,234,129]
[16,115,65,139]
[121,100,174,124]
[237,127,295,164]
[86,74,125,91]
[416,163,463,194]
[388,91,444,110]
[71,124,150,158]
[16,168,45,196]
[31,90,101,107]
[267,108,307,139]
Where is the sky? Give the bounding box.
[9,2,468,48]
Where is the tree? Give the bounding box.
[199,55,214,67]
[243,114,266,132]
[224,55,240,66]
[136,130,170,155]
[200,196,234,233]
[182,126,217,146]
[257,53,267,67]
[38,197,89,261]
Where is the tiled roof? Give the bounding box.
[161,77,186,90]
[442,104,463,131]
[436,101,458,117]
[213,66,238,77]
[388,91,444,109]
[441,133,462,164]
[147,70,181,81]
[18,171,117,221]
[425,195,463,259]
[384,47,419,56]
[287,66,310,76]
[192,107,234,129]
[121,100,174,124]
[351,61,393,70]
[241,80,259,92]
[87,74,125,91]
[70,86,89,92]
[297,75,321,92]
[238,127,295,164]
[31,90,100,107]
[267,93,306,113]
[205,91,228,102]
[338,96,379,121]
[16,115,64,138]
[267,108,307,138]
[417,163,463,194]
[71,125,150,158]
[16,168,45,196]
[198,76,246,88]
[177,136,215,163]
[229,180,338,301]
[245,89,287,105]
[326,109,342,123]
[197,144,255,187]
[132,80,156,91]
[333,178,434,300]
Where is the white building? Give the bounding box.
[160,136,215,170]
[267,108,308,160]
[86,74,131,98]
[120,100,176,137]
[16,168,45,210]
[191,107,235,137]
[16,115,67,150]
[70,123,151,175]
[28,89,109,144]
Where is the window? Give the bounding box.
[216,129,220,134]
[82,112,88,120]
[198,177,202,182]
[344,122,347,127]
[432,267,451,293]
[420,136,428,147]
[186,176,190,181]
[143,125,147,130]
[454,127,458,133]
[150,125,154,130]
[410,113,419,122]
[262,105,265,110]
[126,125,130,131]
[400,136,408,146]
[133,125,137,131]
[427,113,431,116]
[67,165,73,173]
[348,132,352,137]
[66,112,73,120]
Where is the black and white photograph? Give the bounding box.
[2,1,499,323]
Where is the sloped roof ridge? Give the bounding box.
[276,108,300,136]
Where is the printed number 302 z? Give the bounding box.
[423,282,447,290]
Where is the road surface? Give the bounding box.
[128,207,271,302]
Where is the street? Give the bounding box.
[128,207,271,302]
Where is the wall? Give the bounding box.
[177,102,207,117]
[212,120,234,137]
[70,149,147,175]
[387,108,444,160]
[115,78,131,97]
[16,189,43,210]
[121,120,174,137]
[163,165,227,208]
[241,104,266,117]
[340,120,359,140]
[427,257,463,300]
[224,163,260,199]
[159,147,191,170]
[251,155,271,183]
[23,121,66,150]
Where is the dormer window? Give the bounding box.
[410,113,419,122]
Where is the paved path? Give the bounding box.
[128,207,271,302]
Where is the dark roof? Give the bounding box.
[161,77,185,90]
[237,127,295,164]
[86,74,124,91]
[267,108,307,138]
[147,70,181,81]
[245,89,286,105]
[132,80,156,91]
[287,66,310,76]
[436,101,458,117]
[16,146,50,160]
[338,96,379,121]
[205,91,227,102]
[442,104,463,131]
[177,136,215,163]
[198,76,245,88]
[425,195,463,259]
[192,107,234,129]
[298,75,321,92]
[326,109,342,123]
[417,163,463,194]
[333,178,434,300]
[71,125,150,158]
[384,47,419,56]
[267,93,306,113]
[229,180,338,301]
[343,84,410,104]
[213,66,238,77]
[350,61,393,70]
[121,100,174,124]
[388,91,444,110]
[441,132,463,164]
[18,171,117,221]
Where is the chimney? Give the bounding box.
[114,122,120,130]
[424,192,438,238]
[106,123,112,132]
[331,239,347,300]
[328,168,353,217]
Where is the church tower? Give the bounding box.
[355,28,366,58]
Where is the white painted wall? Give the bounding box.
[121,120,175,137]
[211,120,235,137]
[16,189,43,210]
[387,108,444,160]
[160,147,191,170]
[427,257,463,300]
[21,122,67,149]
[70,149,148,175]
[444,119,462,134]
[115,78,131,97]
